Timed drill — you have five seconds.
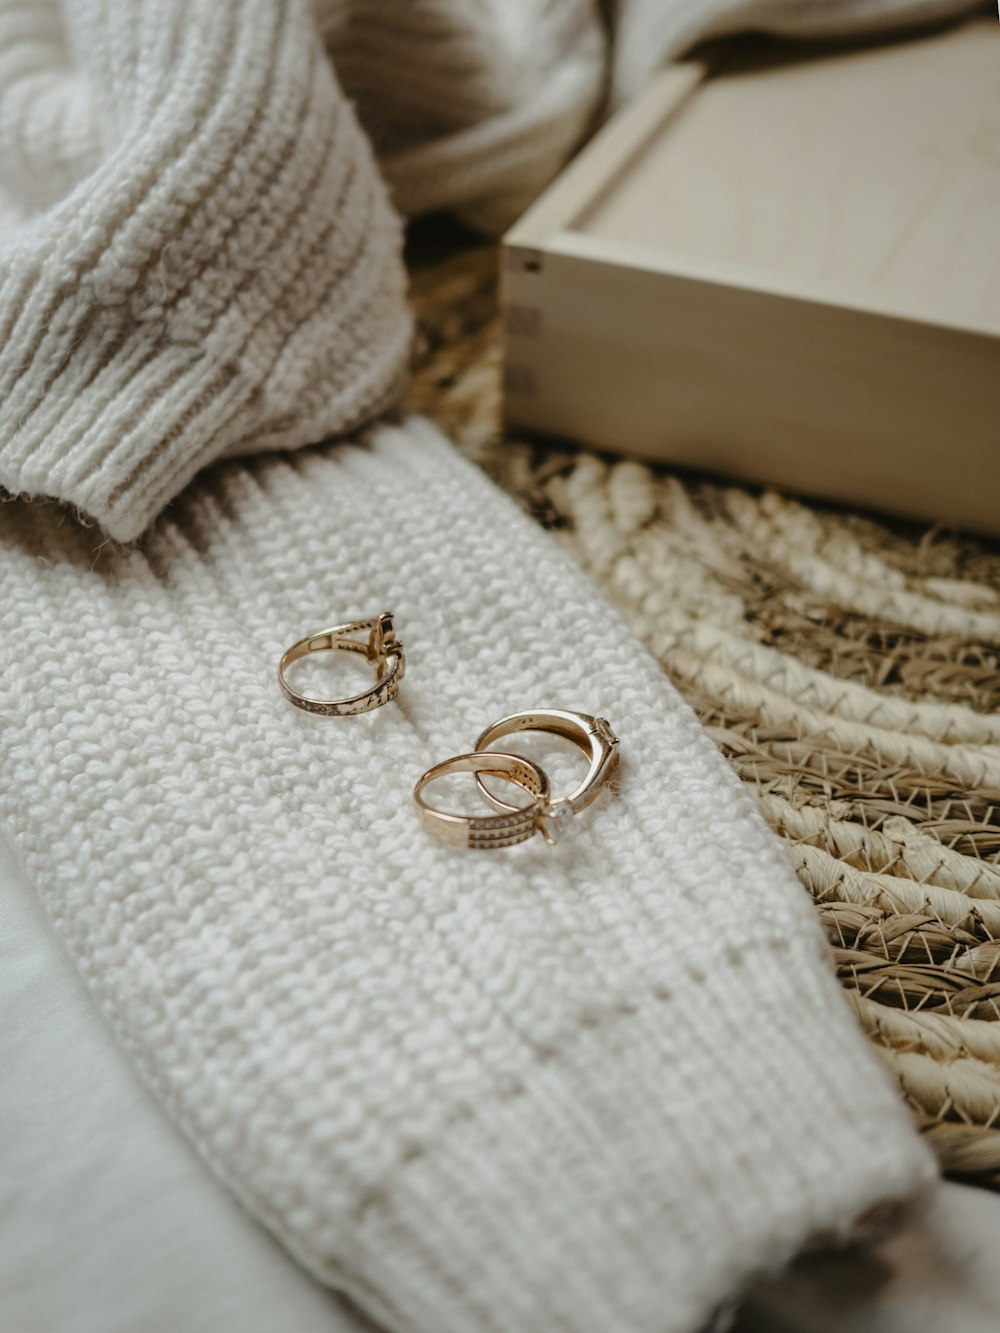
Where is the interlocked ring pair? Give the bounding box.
[413,711,620,851]
[278,614,620,850]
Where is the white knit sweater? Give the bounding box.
[0,419,935,1332]
[0,3,979,1331]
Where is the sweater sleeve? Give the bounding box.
[0,0,411,542]
[0,417,935,1333]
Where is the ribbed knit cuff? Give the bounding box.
[335,936,931,1333]
[0,0,411,542]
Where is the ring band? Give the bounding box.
[278,612,404,716]
[474,710,619,816]
[414,752,554,850]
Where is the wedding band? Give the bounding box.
[474,710,619,817]
[278,612,404,716]
[414,752,557,850]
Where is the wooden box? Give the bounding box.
[502,16,1000,535]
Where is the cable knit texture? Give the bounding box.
[0,420,934,1332]
[0,2,981,1330]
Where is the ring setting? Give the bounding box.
[474,710,620,817]
[415,709,620,850]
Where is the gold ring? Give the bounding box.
[278,612,404,716]
[474,710,619,828]
[414,752,559,850]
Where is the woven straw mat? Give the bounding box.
[404,237,1000,1188]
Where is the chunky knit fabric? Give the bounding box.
[0,419,934,1333]
[0,0,411,541]
[0,2,982,1330]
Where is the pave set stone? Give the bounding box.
[468,808,540,850]
[470,813,533,830]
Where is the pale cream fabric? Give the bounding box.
[0,3,982,1330]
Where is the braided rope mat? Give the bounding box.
[404,239,1000,1187]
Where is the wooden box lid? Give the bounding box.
[503,17,1000,534]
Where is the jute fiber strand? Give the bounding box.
[405,240,1000,1186]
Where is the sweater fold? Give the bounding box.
[0,419,934,1332]
[0,0,410,541]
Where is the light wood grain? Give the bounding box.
[577,22,1000,335]
[503,17,1000,535]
